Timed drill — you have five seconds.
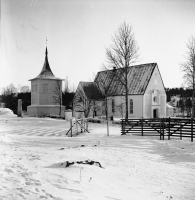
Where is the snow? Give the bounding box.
[0,109,195,200]
[0,108,16,116]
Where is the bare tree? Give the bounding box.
[181,36,195,118]
[116,97,126,119]
[53,79,63,116]
[20,86,30,93]
[1,84,17,108]
[64,76,70,93]
[95,69,116,136]
[105,22,139,120]
[73,88,92,118]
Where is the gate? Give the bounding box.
[66,118,89,137]
[121,118,195,141]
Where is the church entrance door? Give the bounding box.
[153,109,158,118]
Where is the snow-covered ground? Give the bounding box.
[0,109,195,200]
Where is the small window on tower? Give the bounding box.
[43,84,48,92]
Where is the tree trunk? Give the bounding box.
[125,66,128,121]
[59,102,61,117]
[192,56,195,118]
[105,97,109,136]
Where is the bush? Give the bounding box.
[45,114,65,119]
[112,120,122,125]
[87,117,104,123]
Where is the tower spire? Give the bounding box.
[45,37,48,55]
[37,38,54,77]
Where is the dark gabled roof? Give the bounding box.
[80,82,104,101]
[95,63,157,96]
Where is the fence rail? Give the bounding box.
[121,117,195,141]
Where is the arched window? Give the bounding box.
[153,96,157,102]
[112,99,115,113]
[130,99,133,114]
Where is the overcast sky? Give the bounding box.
[1,0,195,92]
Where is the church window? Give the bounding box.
[130,99,133,114]
[35,84,37,92]
[43,84,48,92]
[153,96,157,102]
[112,99,115,113]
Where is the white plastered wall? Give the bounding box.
[28,78,64,117]
[144,66,166,118]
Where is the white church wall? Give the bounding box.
[144,66,166,118]
[106,95,143,118]
[128,95,143,118]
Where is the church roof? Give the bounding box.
[80,82,104,101]
[94,63,157,96]
[29,47,64,81]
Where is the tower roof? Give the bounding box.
[37,47,54,78]
[29,47,64,81]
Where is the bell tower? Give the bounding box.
[27,41,65,117]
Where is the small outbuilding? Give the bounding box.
[166,103,174,117]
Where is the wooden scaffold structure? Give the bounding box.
[66,118,89,137]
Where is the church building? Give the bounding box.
[27,47,65,117]
[74,63,167,118]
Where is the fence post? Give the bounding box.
[141,118,143,137]
[76,120,78,134]
[70,119,72,137]
[82,118,84,133]
[121,119,123,134]
[160,118,161,140]
[86,119,88,132]
[180,121,182,140]
[168,117,171,140]
[162,118,164,140]
[191,118,193,142]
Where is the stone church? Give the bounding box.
[27,47,65,117]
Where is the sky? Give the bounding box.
[1,0,195,92]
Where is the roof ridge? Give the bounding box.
[97,62,157,73]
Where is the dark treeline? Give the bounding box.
[166,87,193,102]
[62,91,75,109]
[1,91,31,114]
[166,87,194,117]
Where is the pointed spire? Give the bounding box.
[37,39,54,77]
[45,37,48,55]
[45,47,48,55]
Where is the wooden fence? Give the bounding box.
[121,117,195,141]
[66,118,89,137]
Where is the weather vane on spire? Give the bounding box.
[46,37,47,46]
